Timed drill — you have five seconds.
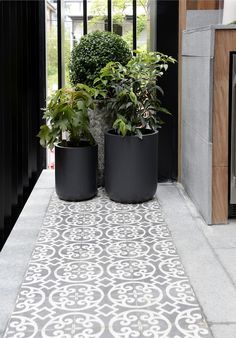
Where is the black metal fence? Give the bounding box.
[0,1,46,249]
[56,0,138,87]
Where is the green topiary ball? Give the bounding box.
[69,31,132,86]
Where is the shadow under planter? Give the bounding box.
[55,143,98,201]
[105,130,158,203]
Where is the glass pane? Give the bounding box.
[137,0,148,50]
[64,0,84,86]
[88,0,108,33]
[46,0,58,95]
[113,0,133,49]
[46,0,58,169]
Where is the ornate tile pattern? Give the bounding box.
[4,189,212,338]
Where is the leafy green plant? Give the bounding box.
[38,85,96,149]
[94,51,176,137]
[69,31,132,87]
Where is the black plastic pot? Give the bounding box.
[55,143,98,201]
[105,130,158,203]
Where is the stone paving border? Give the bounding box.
[157,183,236,338]
[0,171,54,337]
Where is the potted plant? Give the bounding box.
[38,85,98,201]
[69,31,132,185]
[95,51,175,203]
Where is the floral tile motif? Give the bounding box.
[4,189,212,338]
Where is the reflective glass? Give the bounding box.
[46,0,58,95]
[88,0,108,33]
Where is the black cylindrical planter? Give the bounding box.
[105,130,158,203]
[55,143,98,201]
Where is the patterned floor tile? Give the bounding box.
[4,189,212,338]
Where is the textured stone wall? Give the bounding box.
[181,27,214,224]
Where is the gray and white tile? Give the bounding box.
[4,189,211,338]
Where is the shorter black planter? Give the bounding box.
[55,143,97,201]
[105,130,158,203]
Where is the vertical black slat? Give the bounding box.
[133,0,137,52]
[11,3,21,213]
[0,0,47,249]
[11,2,18,210]
[21,1,29,192]
[57,0,65,88]
[38,0,47,172]
[1,1,9,243]
[3,2,13,238]
[107,0,112,32]
[26,1,33,182]
[156,0,179,181]
[1,1,12,246]
[0,1,4,246]
[29,2,37,179]
[83,0,88,35]
[31,2,39,175]
[23,0,30,184]
[16,1,23,209]
[9,1,20,233]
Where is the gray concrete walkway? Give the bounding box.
[0,170,236,337]
[157,183,236,338]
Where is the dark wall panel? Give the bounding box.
[0,0,46,249]
[156,0,179,181]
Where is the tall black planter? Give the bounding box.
[105,130,158,203]
[55,143,98,201]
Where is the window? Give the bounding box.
[50,0,149,89]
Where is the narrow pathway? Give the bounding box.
[4,189,212,338]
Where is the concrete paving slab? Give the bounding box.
[34,169,55,189]
[0,171,53,337]
[211,324,236,338]
[0,262,32,337]
[20,188,53,218]
[215,248,236,286]
[201,223,236,249]
[157,183,236,323]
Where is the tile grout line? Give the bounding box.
[175,182,236,294]
[169,183,236,329]
[209,322,236,325]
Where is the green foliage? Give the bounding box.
[89,0,148,49]
[137,15,146,34]
[94,51,176,138]
[69,31,132,86]
[47,27,71,93]
[47,27,58,92]
[38,86,96,149]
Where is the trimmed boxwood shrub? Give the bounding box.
[69,31,132,86]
